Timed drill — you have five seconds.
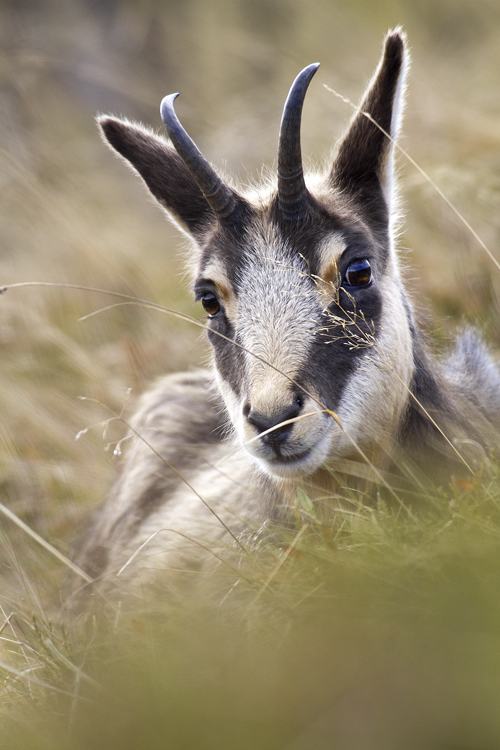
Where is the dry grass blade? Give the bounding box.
[323,83,500,274]
[0,503,92,584]
[254,524,308,600]
[0,658,93,701]
[244,410,335,445]
[116,527,253,583]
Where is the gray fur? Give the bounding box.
[74,31,500,604]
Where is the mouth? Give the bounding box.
[243,423,334,478]
[256,445,324,478]
[271,448,312,465]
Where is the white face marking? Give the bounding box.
[316,234,347,285]
[237,231,319,410]
[201,259,238,320]
[211,226,338,479]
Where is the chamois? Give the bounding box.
[76,30,500,599]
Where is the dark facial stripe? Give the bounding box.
[296,284,383,411]
[198,227,250,290]
[207,320,246,398]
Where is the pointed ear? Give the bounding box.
[331,30,408,205]
[99,117,216,238]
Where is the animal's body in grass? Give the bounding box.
[76,31,500,601]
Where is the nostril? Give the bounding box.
[242,402,251,418]
[246,400,304,453]
[246,409,268,433]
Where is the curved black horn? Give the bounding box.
[160,93,240,225]
[277,63,320,221]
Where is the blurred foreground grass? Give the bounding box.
[2,0,500,746]
[3,476,500,748]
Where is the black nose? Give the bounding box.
[246,398,303,452]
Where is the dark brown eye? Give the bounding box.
[345,259,372,287]
[201,292,221,317]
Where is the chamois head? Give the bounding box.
[99,30,413,481]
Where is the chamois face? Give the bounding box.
[193,195,413,479]
[99,30,414,480]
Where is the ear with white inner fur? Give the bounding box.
[331,29,408,207]
[99,116,216,239]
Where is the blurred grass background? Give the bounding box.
[1,0,500,745]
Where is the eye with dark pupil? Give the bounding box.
[201,293,221,317]
[345,259,371,287]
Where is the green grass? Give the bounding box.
[2,0,500,746]
[3,476,500,748]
